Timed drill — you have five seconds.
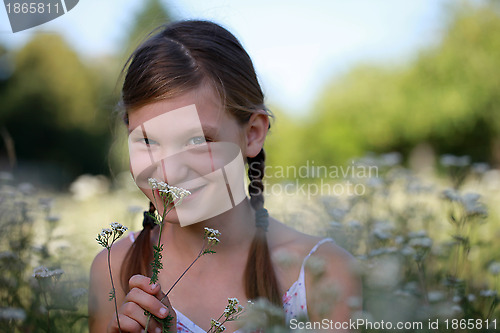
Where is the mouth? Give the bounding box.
[182,184,206,202]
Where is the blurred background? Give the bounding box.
[1,0,499,185]
[1,0,500,331]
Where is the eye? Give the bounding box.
[137,137,158,146]
[186,136,208,146]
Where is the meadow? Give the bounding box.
[1,153,498,332]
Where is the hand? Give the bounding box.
[107,275,176,333]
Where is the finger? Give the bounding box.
[126,287,171,320]
[157,295,177,333]
[107,311,142,333]
[129,274,162,295]
[119,300,165,333]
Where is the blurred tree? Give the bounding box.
[1,34,111,187]
[121,0,174,59]
[307,1,500,166]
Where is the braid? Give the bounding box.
[244,148,281,305]
[247,149,266,210]
[120,202,156,292]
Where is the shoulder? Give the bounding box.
[268,217,361,320]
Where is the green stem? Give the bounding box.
[107,241,122,333]
[40,284,51,333]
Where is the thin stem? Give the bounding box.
[163,241,206,299]
[416,261,428,305]
[107,242,122,333]
[39,282,51,333]
[206,312,225,333]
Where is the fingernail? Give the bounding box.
[159,306,168,316]
[156,327,162,333]
[150,283,158,291]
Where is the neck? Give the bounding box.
[161,198,256,258]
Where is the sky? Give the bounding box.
[0,0,451,115]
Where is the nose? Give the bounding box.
[155,153,189,187]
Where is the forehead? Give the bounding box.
[127,86,226,132]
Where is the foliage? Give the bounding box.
[0,34,112,187]
[120,0,174,60]
[0,175,87,332]
[282,1,500,168]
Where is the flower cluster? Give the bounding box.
[96,222,128,249]
[32,266,64,279]
[148,178,191,206]
[210,319,226,333]
[204,227,221,246]
[223,298,244,320]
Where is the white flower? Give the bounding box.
[479,289,497,298]
[207,236,220,246]
[428,291,445,303]
[148,178,159,189]
[102,228,112,237]
[488,262,500,276]
[440,154,470,167]
[210,319,226,332]
[32,266,64,279]
[409,237,433,249]
[204,227,221,238]
[441,188,461,202]
[110,222,128,236]
[0,307,26,321]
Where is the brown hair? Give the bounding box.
[119,20,280,305]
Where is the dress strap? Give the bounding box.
[128,231,136,243]
[298,238,335,280]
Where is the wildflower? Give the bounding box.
[401,246,416,257]
[380,152,402,167]
[451,305,462,315]
[479,289,497,298]
[149,178,191,206]
[204,227,221,239]
[428,291,445,303]
[441,188,461,202]
[46,215,60,223]
[409,237,432,249]
[32,266,64,279]
[347,220,362,230]
[488,262,500,276]
[440,154,470,167]
[0,307,26,321]
[408,230,428,239]
[472,162,489,174]
[110,222,128,237]
[148,178,159,189]
[96,223,128,249]
[210,319,226,333]
[461,192,487,218]
[223,298,244,320]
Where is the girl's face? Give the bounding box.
[127,86,248,226]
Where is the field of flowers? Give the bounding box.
[0,153,498,332]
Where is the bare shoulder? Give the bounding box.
[269,217,361,321]
[269,216,351,263]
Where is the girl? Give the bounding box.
[89,20,360,333]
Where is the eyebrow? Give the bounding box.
[128,124,220,137]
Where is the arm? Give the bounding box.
[305,242,362,332]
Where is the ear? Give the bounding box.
[245,112,269,158]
